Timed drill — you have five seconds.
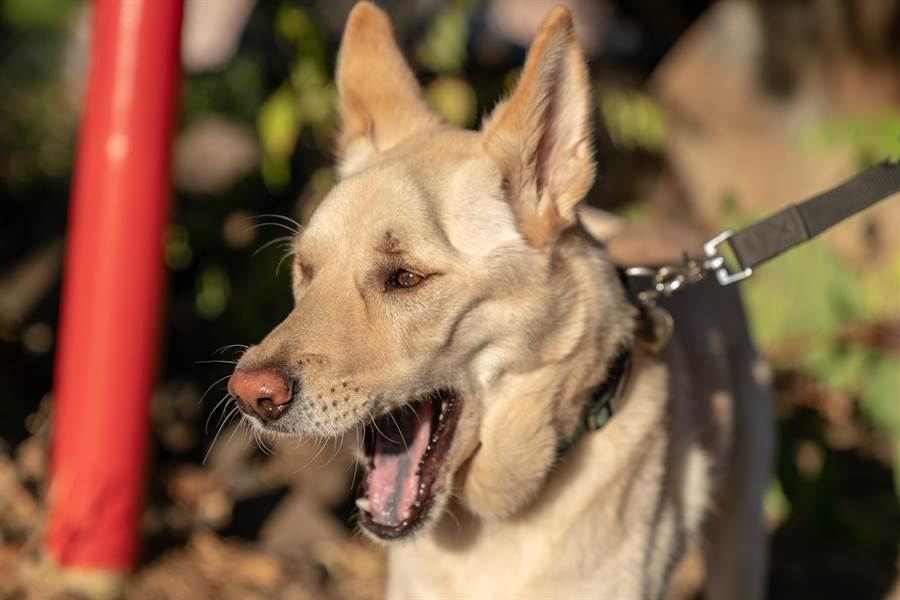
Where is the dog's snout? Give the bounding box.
[228,368,294,421]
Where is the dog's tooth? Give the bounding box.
[402,509,411,520]
[355,498,371,512]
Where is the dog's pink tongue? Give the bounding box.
[368,400,433,527]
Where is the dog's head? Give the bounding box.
[229,2,632,541]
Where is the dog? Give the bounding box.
[227,3,774,598]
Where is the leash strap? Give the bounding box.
[705,158,900,286]
[625,158,900,303]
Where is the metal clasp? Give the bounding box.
[624,255,707,306]
[703,229,753,286]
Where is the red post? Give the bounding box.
[46,0,183,571]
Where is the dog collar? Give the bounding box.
[556,344,632,456]
[554,267,667,457]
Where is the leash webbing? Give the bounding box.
[624,158,900,303]
[705,158,900,286]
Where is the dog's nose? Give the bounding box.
[228,368,293,421]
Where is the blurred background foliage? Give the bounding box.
[1,0,899,598]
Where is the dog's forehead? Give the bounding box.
[304,148,521,259]
[303,164,432,246]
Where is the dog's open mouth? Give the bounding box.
[357,390,462,539]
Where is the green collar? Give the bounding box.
[556,344,632,457]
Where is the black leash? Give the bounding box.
[711,158,900,285]
[626,158,900,304]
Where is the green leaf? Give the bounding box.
[1,0,74,32]
[598,89,666,153]
[256,85,299,190]
[425,77,476,127]
[416,0,476,74]
[195,263,231,320]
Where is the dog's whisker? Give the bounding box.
[244,225,298,241]
[253,430,274,456]
[319,436,343,471]
[203,404,240,465]
[387,410,410,452]
[236,420,251,451]
[275,248,295,277]
[223,413,248,451]
[205,393,232,434]
[252,234,295,258]
[401,402,423,425]
[198,374,233,407]
[350,423,362,492]
[255,429,275,456]
[249,425,266,455]
[212,343,250,356]
[290,436,326,474]
[328,430,345,465]
[366,406,401,445]
[196,359,238,366]
[307,436,331,469]
[245,219,301,236]
[253,213,304,235]
[263,429,278,456]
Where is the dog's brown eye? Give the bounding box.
[390,269,424,289]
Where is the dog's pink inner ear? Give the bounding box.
[335,2,443,177]
[481,8,596,248]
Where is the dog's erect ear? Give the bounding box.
[481,8,595,248]
[335,2,443,176]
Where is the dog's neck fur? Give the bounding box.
[455,225,638,522]
[535,227,637,442]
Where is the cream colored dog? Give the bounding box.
[228,3,774,598]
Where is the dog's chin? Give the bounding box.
[356,390,463,541]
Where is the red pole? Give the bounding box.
[46,0,183,571]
